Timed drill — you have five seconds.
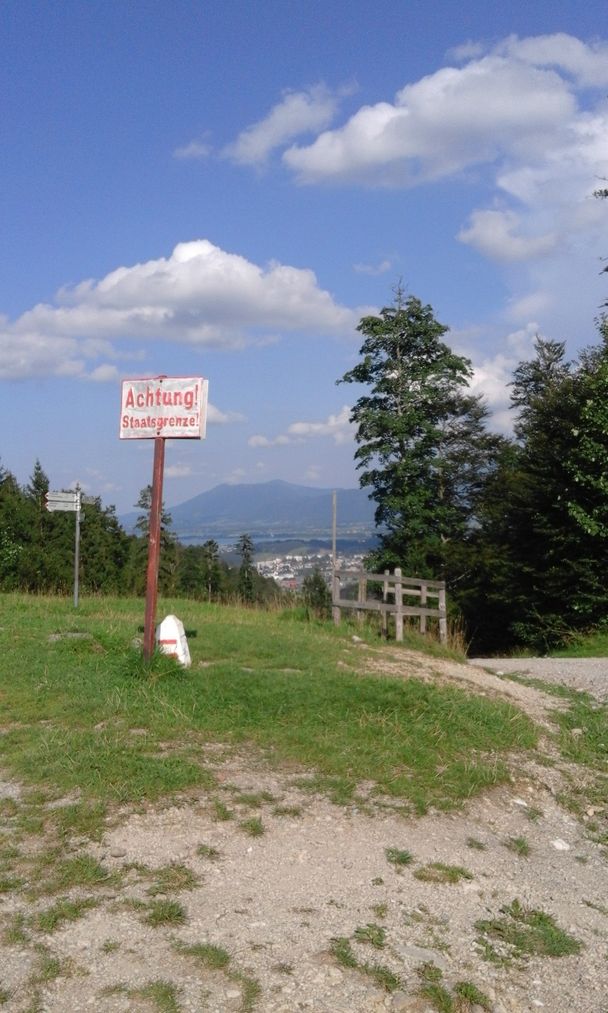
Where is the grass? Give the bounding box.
[29,853,114,896]
[143,899,187,927]
[0,594,537,815]
[196,843,221,860]
[354,922,386,948]
[552,628,608,657]
[504,836,531,858]
[330,934,401,992]
[34,897,98,932]
[131,980,182,1013]
[147,863,199,895]
[413,862,473,884]
[476,898,582,964]
[173,941,260,1010]
[385,846,414,867]
[174,939,230,969]
[239,816,265,837]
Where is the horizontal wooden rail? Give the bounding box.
[332,566,447,644]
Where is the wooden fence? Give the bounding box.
[331,566,447,644]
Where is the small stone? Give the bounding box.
[551,838,570,851]
[570,728,583,737]
[110,847,127,858]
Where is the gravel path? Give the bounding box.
[469,657,608,702]
[1,654,607,1013]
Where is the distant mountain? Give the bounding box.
[121,480,376,540]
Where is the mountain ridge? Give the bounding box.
[121,479,376,539]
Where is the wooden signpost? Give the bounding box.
[120,375,209,661]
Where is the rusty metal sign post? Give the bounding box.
[120,375,209,662]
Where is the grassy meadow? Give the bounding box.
[0,593,538,816]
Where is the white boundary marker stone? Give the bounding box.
[156,615,191,668]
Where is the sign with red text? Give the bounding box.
[120,376,208,440]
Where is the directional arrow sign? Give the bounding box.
[46,490,80,512]
[46,501,79,512]
[47,491,78,503]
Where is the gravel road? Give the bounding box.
[1,650,607,1012]
[469,656,608,701]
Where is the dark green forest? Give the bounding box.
[0,462,277,606]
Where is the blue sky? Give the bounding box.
[1,0,607,513]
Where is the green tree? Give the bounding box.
[494,333,608,649]
[236,533,255,603]
[0,462,24,588]
[339,291,498,577]
[128,485,178,595]
[201,539,223,601]
[302,566,331,618]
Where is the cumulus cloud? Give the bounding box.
[458,209,558,262]
[0,240,361,380]
[223,84,344,166]
[283,49,577,185]
[248,405,353,448]
[468,323,540,430]
[270,34,607,277]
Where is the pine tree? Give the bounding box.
[339,290,499,577]
[236,533,255,603]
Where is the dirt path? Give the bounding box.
[1,655,607,1013]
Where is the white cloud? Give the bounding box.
[249,405,353,448]
[353,258,393,276]
[165,464,193,478]
[468,323,540,429]
[0,240,361,379]
[283,49,577,185]
[497,33,608,88]
[207,404,246,424]
[458,209,558,262]
[173,139,211,160]
[223,84,343,166]
[86,364,120,382]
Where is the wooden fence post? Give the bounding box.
[382,569,389,638]
[332,568,341,626]
[394,567,403,642]
[438,584,447,644]
[420,581,427,635]
[357,570,366,626]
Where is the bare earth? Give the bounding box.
[1,649,607,1013]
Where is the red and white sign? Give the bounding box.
[120,376,208,440]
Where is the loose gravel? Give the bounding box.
[1,655,607,1013]
[469,657,608,702]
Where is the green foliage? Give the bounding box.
[339,290,503,578]
[236,532,256,603]
[301,566,331,617]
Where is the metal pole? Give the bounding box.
[332,490,337,572]
[143,437,166,662]
[73,487,81,608]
